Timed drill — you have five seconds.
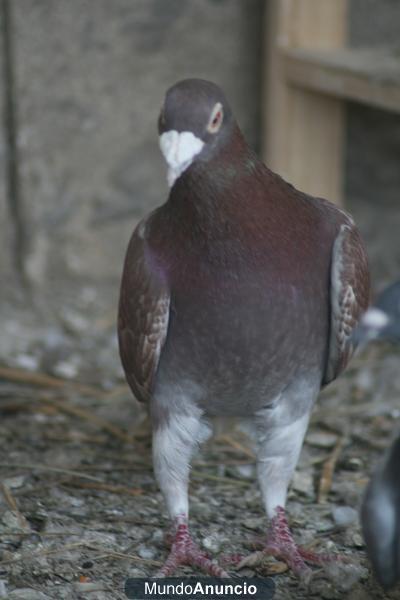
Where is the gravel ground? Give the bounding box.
[1,195,399,600]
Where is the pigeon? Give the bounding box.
[118,78,370,579]
[354,280,400,588]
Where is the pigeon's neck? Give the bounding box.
[166,125,264,226]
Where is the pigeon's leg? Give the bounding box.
[236,412,316,580]
[152,411,229,577]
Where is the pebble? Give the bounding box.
[202,534,221,553]
[52,359,79,379]
[2,476,26,489]
[150,529,163,543]
[137,545,156,560]
[291,471,314,497]
[1,511,26,531]
[325,562,369,591]
[13,354,39,371]
[306,431,338,448]
[243,517,263,531]
[332,506,358,528]
[355,369,373,392]
[191,502,213,519]
[345,457,363,471]
[0,581,7,598]
[128,568,146,577]
[352,533,365,548]
[234,464,255,479]
[74,582,107,593]
[60,310,90,335]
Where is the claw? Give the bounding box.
[230,507,341,582]
[156,517,229,578]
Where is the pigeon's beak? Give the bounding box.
[352,308,390,350]
[159,130,204,188]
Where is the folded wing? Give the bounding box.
[118,220,170,403]
[324,222,370,385]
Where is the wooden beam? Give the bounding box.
[263,0,347,204]
[284,46,400,114]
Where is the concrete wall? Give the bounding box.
[1,0,399,314]
[1,0,263,307]
[0,3,14,285]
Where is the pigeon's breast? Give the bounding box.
[155,242,330,416]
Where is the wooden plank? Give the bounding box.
[263,0,347,204]
[284,46,400,114]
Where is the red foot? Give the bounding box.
[156,516,229,578]
[234,507,341,582]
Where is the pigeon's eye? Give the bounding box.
[207,103,224,134]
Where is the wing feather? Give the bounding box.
[324,222,370,385]
[118,218,170,403]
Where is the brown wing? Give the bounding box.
[118,219,170,403]
[323,222,370,385]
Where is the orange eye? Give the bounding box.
[207,103,224,134]
[212,111,221,126]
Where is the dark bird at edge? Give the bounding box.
[354,280,400,589]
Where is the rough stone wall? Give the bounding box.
[1,0,399,311]
[1,0,263,305]
[0,3,14,284]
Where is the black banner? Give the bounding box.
[124,577,275,599]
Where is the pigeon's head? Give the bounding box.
[158,79,234,187]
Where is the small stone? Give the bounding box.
[0,581,7,598]
[3,475,25,489]
[306,431,338,448]
[128,567,146,577]
[74,582,107,593]
[346,457,363,471]
[150,529,163,543]
[202,534,221,553]
[292,471,314,497]
[243,517,263,531]
[137,545,156,560]
[325,561,369,591]
[332,506,358,528]
[52,359,78,379]
[191,502,212,519]
[14,354,39,371]
[1,510,26,531]
[61,310,90,335]
[352,533,364,548]
[315,520,334,533]
[355,369,373,392]
[262,559,288,575]
[234,464,255,479]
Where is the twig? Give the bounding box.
[62,480,143,496]
[38,396,133,443]
[318,436,346,503]
[85,545,161,566]
[0,541,88,565]
[215,434,255,459]
[0,462,104,482]
[0,365,103,397]
[191,470,249,486]
[0,483,30,531]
